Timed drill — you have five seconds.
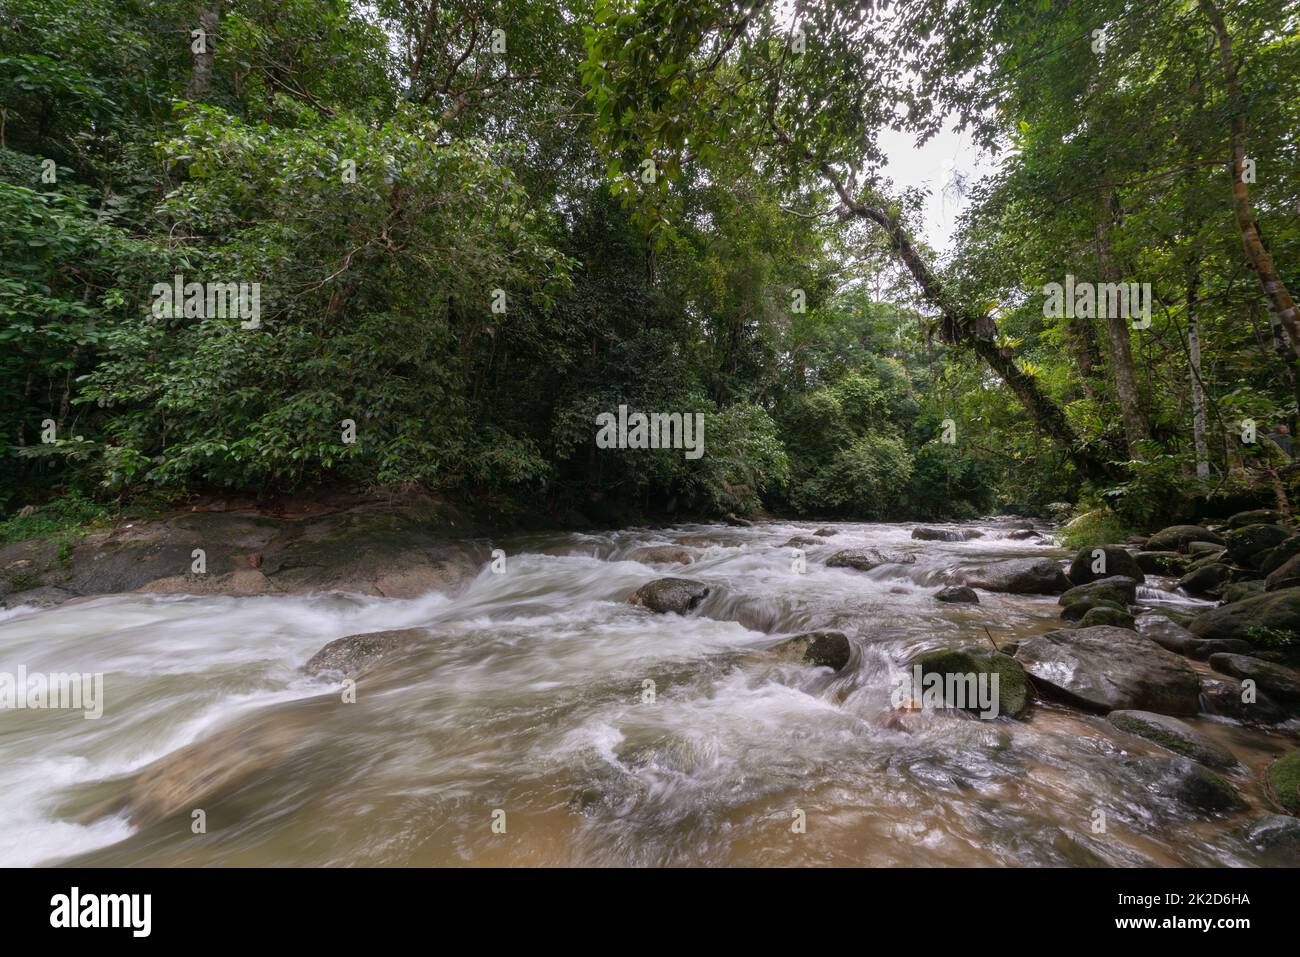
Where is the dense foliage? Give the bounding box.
[2,0,1296,526]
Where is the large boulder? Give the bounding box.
[1014,626,1201,714]
[769,631,852,672]
[1116,756,1245,814]
[626,577,711,615]
[1059,576,1137,620]
[1227,509,1287,529]
[1220,580,1266,604]
[826,548,916,571]
[1259,536,1300,576]
[1177,562,1233,597]
[1107,710,1237,768]
[964,558,1070,595]
[1134,551,1190,576]
[1138,616,1251,659]
[1267,753,1300,816]
[303,628,422,679]
[1189,587,1300,642]
[935,585,979,604]
[1078,605,1135,629]
[1223,523,1291,567]
[1067,546,1144,585]
[627,545,696,566]
[1145,525,1225,552]
[1208,653,1300,702]
[1199,677,1286,723]
[908,648,1029,718]
[1265,553,1300,591]
[911,527,963,542]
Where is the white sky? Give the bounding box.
[877,123,996,254]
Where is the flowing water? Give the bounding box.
[0,519,1292,867]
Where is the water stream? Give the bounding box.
[0,519,1291,866]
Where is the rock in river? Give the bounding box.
[769,631,852,672]
[964,558,1070,595]
[303,628,422,679]
[626,577,711,615]
[1107,710,1237,768]
[935,585,979,603]
[1015,626,1201,714]
[1144,525,1225,552]
[1208,653,1300,702]
[826,548,916,571]
[1067,545,1144,585]
[1189,586,1300,643]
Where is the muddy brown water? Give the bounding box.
[0,519,1292,866]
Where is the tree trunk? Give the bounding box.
[1186,268,1211,479]
[1199,0,1300,356]
[1095,189,1149,456]
[814,160,1112,480]
[190,5,220,98]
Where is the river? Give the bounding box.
[0,519,1290,866]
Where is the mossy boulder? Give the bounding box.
[1224,523,1291,567]
[1177,562,1233,597]
[1220,580,1266,604]
[1060,575,1137,613]
[1067,545,1144,585]
[1189,587,1300,643]
[1107,710,1237,768]
[1078,605,1135,629]
[1259,536,1300,576]
[1145,525,1225,552]
[1227,509,1287,529]
[1267,753,1300,816]
[1238,815,1300,862]
[826,547,916,571]
[1118,756,1245,814]
[909,648,1029,718]
[1134,551,1190,576]
[770,631,852,672]
[1265,553,1300,591]
[1199,677,1286,723]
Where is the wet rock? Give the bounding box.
[813,527,838,537]
[1220,580,1266,604]
[303,628,422,679]
[1067,545,1144,585]
[1227,509,1287,529]
[1199,677,1285,723]
[935,585,979,604]
[1078,605,1135,629]
[627,545,695,566]
[1015,626,1201,715]
[1117,756,1245,814]
[1208,653,1300,702]
[724,514,753,527]
[1145,606,1197,627]
[1265,553,1300,591]
[1005,528,1041,540]
[912,527,962,542]
[1223,523,1291,567]
[1107,710,1237,768]
[1267,753,1300,815]
[780,535,822,549]
[1187,541,1227,556]
[1189,587,1300,643]
[1134,551,1189,576]
[826,547,916,571]
[139,568,278,597]
[964,558,1070,595]
[1177,562,1233,597]
[1059,576,1137,620]
[1137,615,1199,654]
[626,577,711,615]
[1238,816,1300,862]
[1259,536,1300,576]
[908,648,1029,718]
[769,631,852,672]
[1145,525,1225,553]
